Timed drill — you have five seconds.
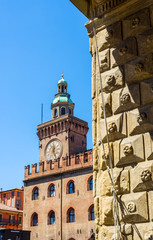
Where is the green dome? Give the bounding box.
[58,75,67,85]
[52,96,74,104]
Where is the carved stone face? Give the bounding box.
[131,17,140,28]
[120,93,131,105]
[123,144,133,156]
[137,112,147,125]
[107,75,116,86]
[127,202,136,213]
[105,30,113,41]
[141,169,152,182]
[134,63,144,73]
[119,46,128,56]
[108,122,117,133]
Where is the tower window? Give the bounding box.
[48,210,55,225]
[67,181,75,194]
[88,205,95,221]
[69,109,72,115]
[32,187,39,200]
[62,85,64,93]
[31,212,38,226]
[87,176,93,191]
[61,107,65,115]
[54,109,57,117]
[67,208,75,223]
[48,184,55,197]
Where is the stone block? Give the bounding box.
[93,171,97,198]
[112,84,140,114]
[127,106,153,136]
[119,192,149,223]
[98,226,114,240]
[115,135,144,166]
[94,196,100,225]
[137,29,153,56]
[133,223,153,240]
[97,21,122,51]
[148,191,153,222]
[123,8,151,39]
[99,49,110,73]
[93,146,99,171]
[144,132,153,160]
[140,78,153,105]
[111,37,137,68]
[98,93,112,119]
[151,5,153,27]
[100,168,130,196]
[101,113,127,142]
[131,162,153,192]
[100,196,113,225]
[125,53,153,84]
[100,142,114,170]
[102,66,124,93]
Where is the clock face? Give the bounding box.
[46,140,62,161]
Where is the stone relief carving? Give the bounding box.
[140,78,153,105]
[99,49,110,73]
[102,66,124,93]
[127,106,153,136]
[137,29,153,56]
[99,93,112,118]
[114,134,144,166]
[131,162,153,192]
[119,192,149,223]
[125,53,153,84]
[127,202,136,213]
[101,142,114,170]
[101,113,126,142]
[112,84,140,114]
[97,22,122,51]
[122,8,150,39]
[111,37,137,68]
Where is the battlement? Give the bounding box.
[24,150,92,181]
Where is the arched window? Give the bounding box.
[67,208,75,223]
[32,187,39,200]
[68,238,75,240]
[67,181,75,194]
[88,205,95,221]
[48,210,55,225]
[61,107,66,115]
[31,212,38,226]
[48,184,55,197]
[87,176,93,191]
[54,109,57,117]
[69,109,72,115]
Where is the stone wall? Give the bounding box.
[85,0,153,239]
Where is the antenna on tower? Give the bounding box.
[41,104,43,124]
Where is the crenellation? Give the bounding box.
[24,150,93,181]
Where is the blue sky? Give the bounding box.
[0,1,92,190]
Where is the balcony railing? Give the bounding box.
[0,219,21,225]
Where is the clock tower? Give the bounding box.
[37,75,89,163]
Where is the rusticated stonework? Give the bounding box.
[84,0,153,239]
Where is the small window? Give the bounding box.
[31,213,38,226]
[67,208,75,223]
[67,181,75,194]
[48,210,55,225]
[3,193,6,198]
[69,109,72,115]
[88,205,95,221]
[48,184,55,197]
[16,199,21,208]
[32,187,39,200]
[9,215,15,224]
[54,109,57,117]
[17,192,20,197]
[0,214,2,223]
[12,192,14,197]
[61,107,65,115]
[87,176,93,191]
[18,216,22,225]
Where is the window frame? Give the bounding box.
[67,180,75,194]
[67,208,75,223]
[48,184,55,198]
[32,187,39,200]
[31,212,38,227]
[48,210,55,225]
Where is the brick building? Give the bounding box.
[0,188,23,230]
[23,75,95,240]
